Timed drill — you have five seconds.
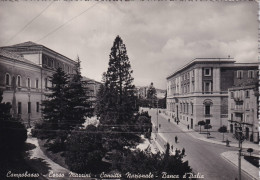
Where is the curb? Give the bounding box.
[159,113,259,151]
[221,151,258,180]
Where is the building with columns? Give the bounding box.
[166,58,258,131]
[0,41,77,126]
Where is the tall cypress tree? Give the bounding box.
[96,36,138,150]
[102,35,136,124]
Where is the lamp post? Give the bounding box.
[28,91,31,128]
[228,120,250,180]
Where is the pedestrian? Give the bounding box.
[175,136,178,143]
[187,125,189,130]
[168,119,170,122]
[175,148,179,155]
[159,124,161,128]
[171,145,173,151]
[182,148,185,156]
[177,120,179,125]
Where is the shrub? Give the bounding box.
[0,118,27,160]
[65,125,105,174]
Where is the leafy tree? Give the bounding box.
[96,36,139,150]
[65,125,105,174]
[118,146,193,179]
[247,148,253,156]
[204,124,212,138]
[66,56,93,128]
[198,120,206,134]
[218,125,227,142]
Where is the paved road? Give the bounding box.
[147,109,252,180]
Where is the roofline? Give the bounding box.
[1,42,76,64]
[166,58,236,79]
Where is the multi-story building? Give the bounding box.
[82,76,102,107]
[228,78,258,143]
[166,58,258,131]
[0,41,77,126]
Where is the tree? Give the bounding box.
[204,124,212,138]
[66,56,93,128]
[119,146,192,179]
[198,120,206,133]
[65,125,105,174]
[218,125,227,142]
[247,148,253,156]
[96,36,138,150]
[41,67,70,140]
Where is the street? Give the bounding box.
[146,108,252,180]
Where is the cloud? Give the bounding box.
[0,1,258,89]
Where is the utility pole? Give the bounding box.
[229,120,249,180]
[156,99,159,134]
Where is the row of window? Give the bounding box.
[230,90,250,99]
[17,101,40,114]
[5,73,49,89]
[42,54,73,73]
[237,70,255,79]
[168,102,210,115]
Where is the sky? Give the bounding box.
[0,1,258,89]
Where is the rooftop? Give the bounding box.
[1,41,76,64]
[0,48,38,67]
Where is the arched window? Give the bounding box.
[17,75,21,87]
[203,99,213,116]
[5,73,10,85]
[27,78,31,88]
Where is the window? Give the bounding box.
[191,103,193,114]
[231,92,234,98]
[231,103,234,109]
[248,70,254,78]
[36,79,39,89]
[204,68,211,76]
[204,81,211,93]
[27,78,31,88]
[237,70,243,79]
[205,105,210,115]
[206,119,210,124]
[36,102,39,112]
[28,102,31,114]
[245,90,249,98]
[17,75,21,87]
[45,78,48,89]
[192,70,195,77]
[18,102,22,114]
[5,73,10,85]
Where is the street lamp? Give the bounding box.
[228,120,251,180]
[28,91,31,128]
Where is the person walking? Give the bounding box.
[182,148,185,156]
[187,124,189,130]
[175,136,178,143]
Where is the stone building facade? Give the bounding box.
[166,58,258,131]
[0,42,77,126]
[228,72,258,143]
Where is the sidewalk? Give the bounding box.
[159,111,259,180]
[160,112,259,152]
[221,151,259,180]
